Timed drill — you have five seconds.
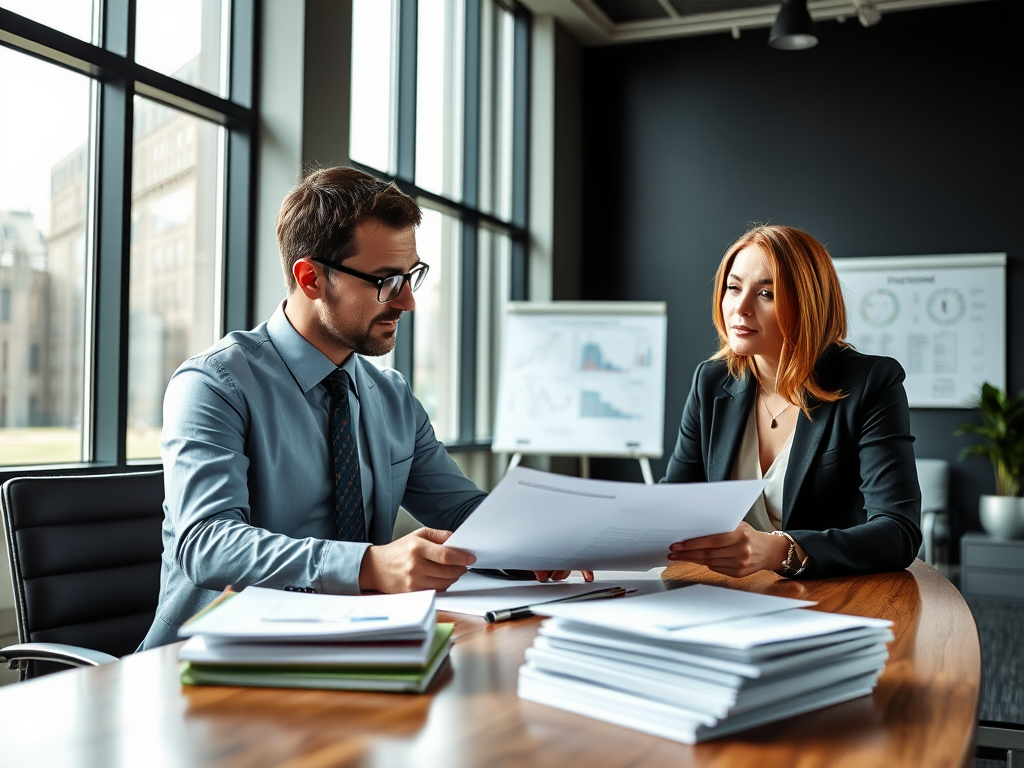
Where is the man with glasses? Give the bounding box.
[141,167,489,649]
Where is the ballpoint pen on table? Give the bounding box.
[484,587,633,624]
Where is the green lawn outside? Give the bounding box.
[0,427,163,466]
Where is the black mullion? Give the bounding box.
[395,0,417,184]
[223,0,258,333]
[462,0,481,209]
[511,4,529,231]
[91,0,135,467]
[392,0,418,381]
[509,4,530,300]
[459,220,479,442]
[457,0,482,442]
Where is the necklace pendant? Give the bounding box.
[770,418,778,429]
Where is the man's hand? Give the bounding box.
[358,528,476,593]
[666,522,791,578]
[533,570,595,582]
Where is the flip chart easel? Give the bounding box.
[491,301,668,485]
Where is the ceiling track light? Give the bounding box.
[854,0,882,27]
[769,0,818,50]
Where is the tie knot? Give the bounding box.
[322,369,350,400]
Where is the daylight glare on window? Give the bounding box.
[0,48,93,465]
[349,0,396,174]
[416,0,465,200]
[126,98,224,460]
[1,0,97,44]
[135,0,229,97]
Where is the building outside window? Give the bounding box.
[0,0,255,472]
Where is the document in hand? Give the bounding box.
[444,467,767,571]
[518,585,893,743]
[178,587,436,643]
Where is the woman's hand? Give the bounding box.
[667,522,790,577]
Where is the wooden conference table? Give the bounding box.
[0,560,980,768]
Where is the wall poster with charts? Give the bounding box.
[832,254,1006,408]
[492,302,668,457]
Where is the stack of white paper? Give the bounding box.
[177,587,453,693]
[517,585,893,743]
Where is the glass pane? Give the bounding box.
[475,226,510,440]
[415,0,464,200]
[349,0,396,173]
[0,49,93,466]
[413,207,459,443]
[127,97,224,460]
[1,0,97,43]
[135,0,228,97]
[478,0,514,219]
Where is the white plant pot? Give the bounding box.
[979,494,1024,539]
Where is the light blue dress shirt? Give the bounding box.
[141,301,486,649]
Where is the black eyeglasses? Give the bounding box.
[310,258,430,303]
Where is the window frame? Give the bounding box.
[351,0,529,451]
[0,1,258,481]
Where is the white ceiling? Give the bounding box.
[520,0,989,46]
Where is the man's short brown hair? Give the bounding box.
[276,166,422,292]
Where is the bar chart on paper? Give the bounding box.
[492,302,667,458]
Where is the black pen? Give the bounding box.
[484,587,630,624]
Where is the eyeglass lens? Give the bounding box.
[380,265,428,302]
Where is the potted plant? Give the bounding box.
[956,382,1024,538]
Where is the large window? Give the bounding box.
[349,0,529,447]
[0,1,256,474]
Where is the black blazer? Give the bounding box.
[663,346,922,578]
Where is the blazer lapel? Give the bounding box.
[708,374,756,482]
[783,348,844,527]
[783,401,834,528]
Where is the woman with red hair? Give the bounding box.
[664,225,921,578]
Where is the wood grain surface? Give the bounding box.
[0,560,980,768]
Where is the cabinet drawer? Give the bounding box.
[962,542,1024,571]
[962,570,1024,601]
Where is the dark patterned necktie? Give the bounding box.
[322,369,366,542]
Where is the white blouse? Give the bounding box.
[731,399,795,532]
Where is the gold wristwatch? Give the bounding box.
[769,530,808,577]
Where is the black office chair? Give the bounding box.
[0,471,164,680]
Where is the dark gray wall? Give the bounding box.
[580,0,1023,539]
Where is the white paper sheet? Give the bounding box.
[533,584,815,635]
[178,587,436,642]
[435,570,668,617]
[444,467,767,570]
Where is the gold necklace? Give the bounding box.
[760,390,792,429]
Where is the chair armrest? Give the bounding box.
[0,642,119,670]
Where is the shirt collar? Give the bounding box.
[267,300,360,397]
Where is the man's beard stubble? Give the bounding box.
[318,305,404,357]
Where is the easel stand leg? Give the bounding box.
[638,457,654,485]
[506,452,523,475]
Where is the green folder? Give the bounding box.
[181,623,454,693]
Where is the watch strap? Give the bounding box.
[769,530,807,577]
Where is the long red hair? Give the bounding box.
[711,225,849,415]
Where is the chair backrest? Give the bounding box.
[1,471,164,678]
[916,458,950,513]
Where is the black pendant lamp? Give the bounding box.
[769,0,818,50]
